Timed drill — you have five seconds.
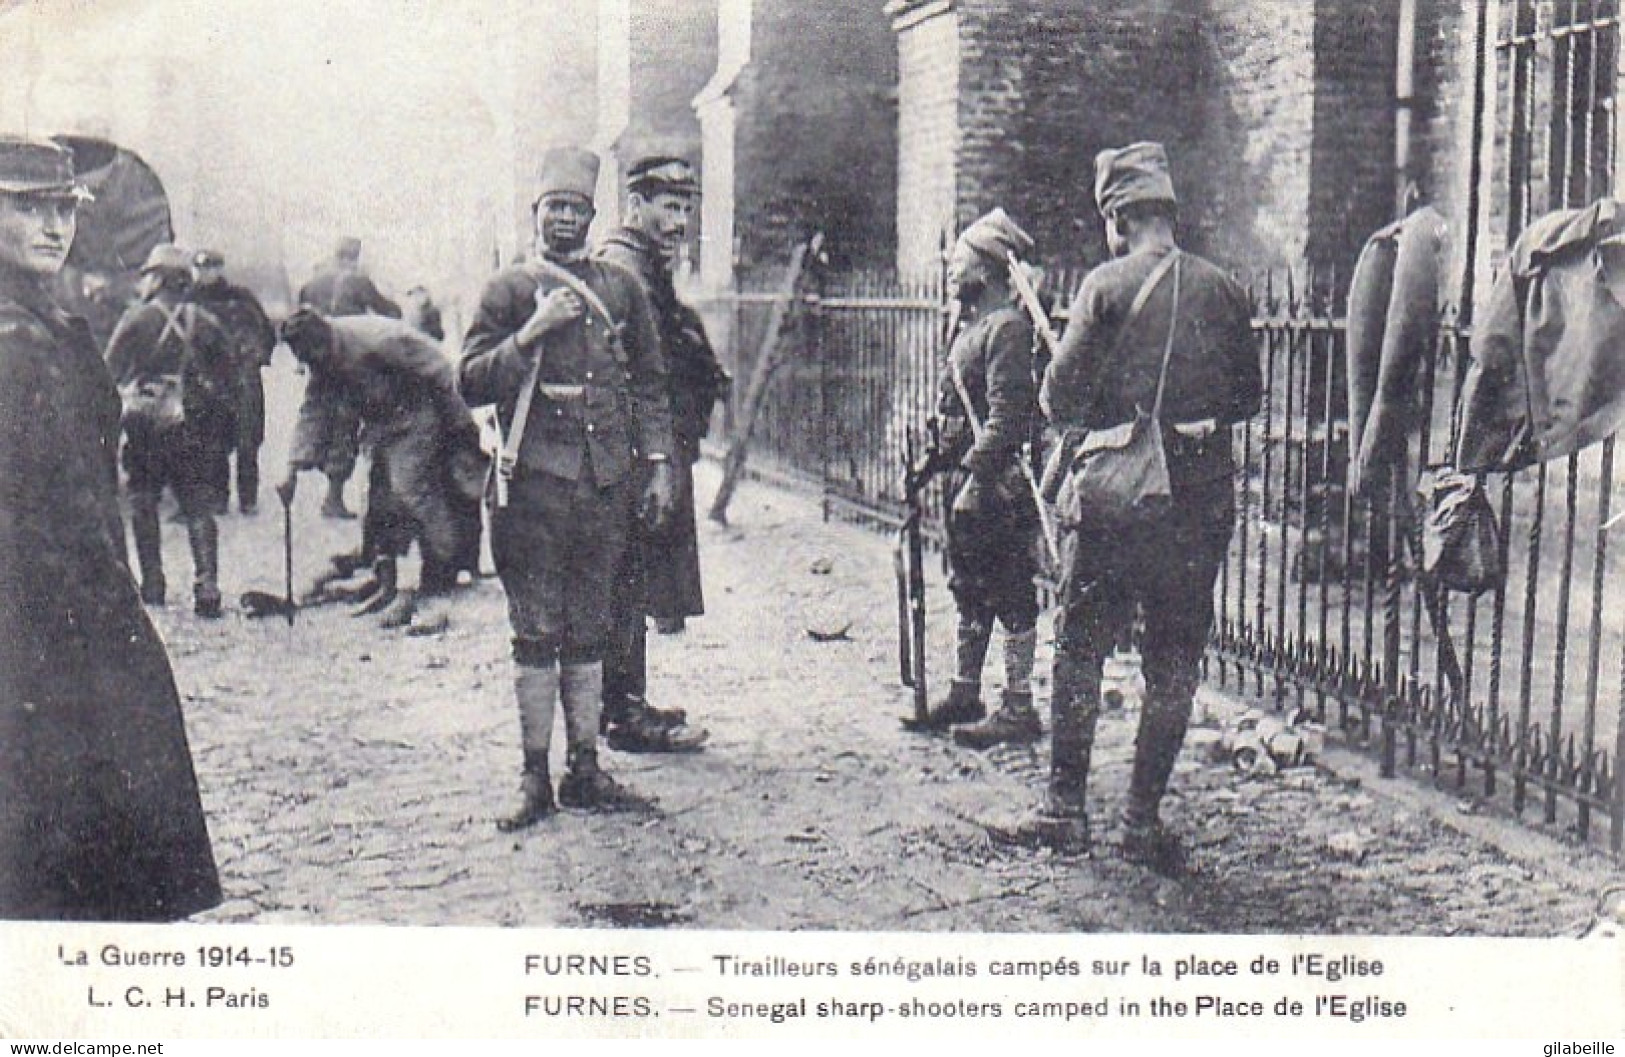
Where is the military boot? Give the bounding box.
[953,689,1043,749]
[1120,687,1193,874]
[497,664,560,832]
[497,750,555,832]
[605,700,708,754]
[130,491,166,605]
[954,627,1040,748]
[1007,648,1101,854]
[557,750,654,812]
[349,558,398,616]
[187,512,223,619]
[374,587,418,629]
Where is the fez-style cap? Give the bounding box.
[1093,142,1178,217]
[958,207,1035,263]
[627,156,699,198]
[334,236,362,261]
[193,248,225,268]
[534,146,600,205]
[0,135,91,199]
[140,243,193,274]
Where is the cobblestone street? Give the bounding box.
[110,361,1616,934]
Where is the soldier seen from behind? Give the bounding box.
[459,146,678,828]
[105,242,240,618]
[908,209,1045,749]
[0,135,220,920]
[595,156,728,753]
[189,248,275,514]
[1017,143,1260,868]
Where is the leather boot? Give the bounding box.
[559,662,653,811]
[374,587,418,629]
[130,492,166,605]
[1008,648,1101,854]
[350,558,398,616]
[497,750,555,832]
[953,627,1041,747]
[953,689,1042,749]
[497,665,559,831]
[187,512,222,618]
[1121,687,1192,874]
[606,701,708,753]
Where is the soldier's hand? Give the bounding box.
[275,471,298,508]
[518,287,585,348]
[639,461,677,531]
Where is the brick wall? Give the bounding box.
[894,5,960,277]
[730,0,899,270]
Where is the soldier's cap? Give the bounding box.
[957,207,1034,264]
[627,156,699,198]
[0,135,92,201]
[193,249,225,269]
[1094,142,1178,218]
[139,243,193,275]
[334,236,362,261]
[533,146,600,207]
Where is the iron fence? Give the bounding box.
[693,260,1625,859]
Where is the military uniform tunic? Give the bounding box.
[189,278,275,505]
[458,254,672,663]
[937,300,1041,634]
[297,262,402,483]
[0,273,220,920]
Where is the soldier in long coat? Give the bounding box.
[459,147,678,828]
[595,157,724,753]
[0,136,220,920]
[190,248,275,514]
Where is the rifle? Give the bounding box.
[895,418,941,729]
[1006,251,1061,356]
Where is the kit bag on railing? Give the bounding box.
[1417,467,1503,596]
[1051,251,1183,530]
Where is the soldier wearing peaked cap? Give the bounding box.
[909,207,1045,751]
[459,146,679,827]
[105,241,240,618]
[189,249,275,514]
[594,155,723,754]
[0,136,220,919]
[1017,143,1261,868]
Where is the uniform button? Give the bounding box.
[587,424,596,433]
[586,372,594,380]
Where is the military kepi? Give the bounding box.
[958,207,1035,263]
[0,135,90,199]
[627,156,699,198]
[140,242,192,274]
[1094,141,1178,216]
[535,146,600,205]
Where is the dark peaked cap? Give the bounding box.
[627,156,699,197]
[1094,141,1178,217]
[0,136,90,198]
[957,207,1035,263]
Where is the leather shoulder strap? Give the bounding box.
[526,258,620,334]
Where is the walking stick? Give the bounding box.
[282,492,296,626]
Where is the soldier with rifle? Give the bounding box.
[905,209,1047,750]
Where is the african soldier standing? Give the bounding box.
[190,249,274,514]
[0,136,220,919]
[595,156,725,753]
[1023,143,1260,867]
[105,243,240,618]
[297,236,401,519]
[459,147,677,827]
[910,208,1044,749]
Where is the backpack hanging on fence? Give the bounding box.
[1417,468,1503,596]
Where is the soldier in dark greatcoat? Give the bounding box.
[0,136,220,920]
[297,236,401,519]
[105,242,240,618]
[459,147,678,827]
[909,208,1045,750]
[595,157,725,753]
[190,248,275,514]
[1019,143,1260,868]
